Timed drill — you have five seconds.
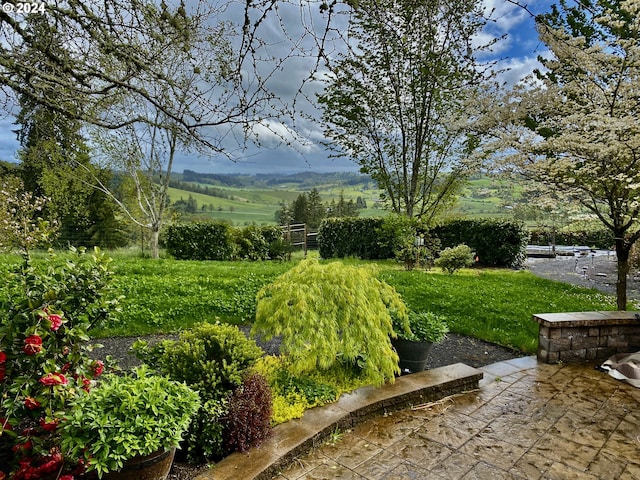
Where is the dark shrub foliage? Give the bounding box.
[318,217,529,267]
[165,222,288,261]
[529,228,614,249]
[431,219,529,267]
[234,225,290,261]
[223,373,273,453]
[165,221,235,260]
[317,217,393,259]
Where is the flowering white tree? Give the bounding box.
[498,0,640,309]
[0,177,58,253]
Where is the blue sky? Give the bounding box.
[0,0,553,175]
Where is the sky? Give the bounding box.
[0,0,554,175]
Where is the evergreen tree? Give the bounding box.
[292,193,309,224]
[14,16,124,248]
[306,188,326,230]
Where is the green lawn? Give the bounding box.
[1,252,617,353]
[379,266,614,352]
[101,255,616,353]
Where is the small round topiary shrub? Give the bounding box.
[435,244,474,274]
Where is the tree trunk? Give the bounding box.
[615,238,630,311]
[151,228,160,260]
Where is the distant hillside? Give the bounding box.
[167,170,523,225]
[176,170,375,189]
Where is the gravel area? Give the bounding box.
[526,251,640,305]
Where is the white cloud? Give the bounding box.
[0,0,555,174]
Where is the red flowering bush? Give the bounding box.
[0,247,119,480]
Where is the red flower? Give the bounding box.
[0,418,12,431]
[61,362,72,373]
[39,418,59,432]
[92,360,104,377]
[24,397,41,410]
[0,470,6,480]
[80,376,91,392]
[0,351,6,363]
[48,314,63,331]
[12,440,32,453]
[23,335,43,355]
[39,373,68,386]
[38,451,63,475]
[60,476,74,480]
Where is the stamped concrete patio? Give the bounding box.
[274,357,640,479]
[198,356,640,480]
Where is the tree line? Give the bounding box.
[274,189,367,230]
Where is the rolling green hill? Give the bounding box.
[165,171,520,225]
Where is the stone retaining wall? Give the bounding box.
[533,311,640,363]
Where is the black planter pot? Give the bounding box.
[391,337,433,373]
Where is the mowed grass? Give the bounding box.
[379,266,615,353]
[0,252,617,353]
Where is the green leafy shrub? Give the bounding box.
[252,258,408,386]
[379,214,442,270]
[394,311,449,343]
[223,373,272,453]
[132,322,264,460]
[165,222,236,260]
[435,244,474,274]
[234,225,289,261]
[184,398,228,462]
[317,217,393,259]
[432,219,529,267]
[60,367,200,477]
[234,225,270,260]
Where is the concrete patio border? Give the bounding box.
[195,363,483,480]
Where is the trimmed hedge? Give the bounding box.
[165,222,235,260]
[165,223,288,261]
[529,228,614,250]
[431,219,529,268]
[318,217,529,268]
[317,217,395,260]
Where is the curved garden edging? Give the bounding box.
[196,363,483,480]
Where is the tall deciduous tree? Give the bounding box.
[317,0,496,221]
[497,0,640,309]
[14,15,124,248]
[73,2,257,258]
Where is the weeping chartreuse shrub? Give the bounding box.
[252,259,408,386]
